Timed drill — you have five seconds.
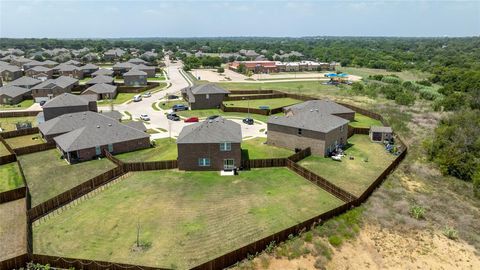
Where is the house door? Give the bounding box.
[95,146,101,155]
[223,159,235,170]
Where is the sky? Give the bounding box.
[0,0,479,38]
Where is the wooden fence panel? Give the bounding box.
[123,160,178,171]
[0,127,39,139]
[0,254,28,270]
[0,136,15,154]
[0,111,41,118]
[228,90,276,95]
[13,142,56,156]
[224,93,287,101]
[241,158,287,169]
[0,186,27,204]
[117,82,160,93]
[104,151,125,167]
[287,147,311,162]
[0,154,16,165]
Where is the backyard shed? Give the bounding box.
[369,126,393,142]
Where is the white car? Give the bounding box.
[133,94,142,102]
[140,114,150,121]
[142,92,152,98]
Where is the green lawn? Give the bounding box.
[0,163,24,193]
[299,135,396,196]
[5,134,44,149]
[0,100,34,110]
[0,117,37,132]
[158,100,188,110]
[177,109,271,123]
[216,81,343,97]
[18,149,116,206]
[33,168,343,269]
[97,83,167,105]
[242,137,293,159]
[115,138,177,162]
[0,142,11,156]
[337,66,430,81]
[223,97,301,110]
[349,113,384,128]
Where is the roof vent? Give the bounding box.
[108,123,112,126]
[310,109,313,112]
[96,125,100,128]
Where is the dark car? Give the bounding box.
[167,95,179,100]
[242,118,254,125]
[167,113,180,121]
[259,105,270,110]
[172,104,188,112]
[39,100,47,106]
[207,115,220,120]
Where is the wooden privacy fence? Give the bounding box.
[229,89,279,95]
[122,160,178,171]
[13,142,56,156]
[224,93,287,101]
[0,136,15,154]
[191,202,352,270]
[286,160,358,202]
[27,166,125,222]
[0,110,41,118]
[0,153,16,165]
[0,254,28,270]
[0,127,39,139]
[104,150,124,166]
[287,147,311,162]
[221,103,271,116]
[117,82,161,93]
[241,158,287,170]
[0,186,27,204]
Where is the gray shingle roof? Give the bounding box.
[128,58,148,64]
[53,76,78,88]
[57,64,81,72]
[47,112,149,152]
[0,64,20,72]
[177,117,241,144]
[124,121,147,132]
[0,85,31,97]
[131,64,155,71]
[124,69,147,76]
[268,110,349,133]
[63,60,81,66]
[8,76,42,87]
[370,126,392,133]
[42,93,90,108]
[112,62,135,69]
[85,75,114,85]
[100,110,123,121]
[84,83,117,94]
[92,68,114,76]
[284,100,354,115]
[27,66,51,72]
[80,63,99,70]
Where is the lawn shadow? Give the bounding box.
[241,149,250,160]
[343,142,355,151]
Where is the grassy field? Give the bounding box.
[0,199,26,260]
[33,168,343,269]
[223,97,301,109]
[0,162,24,193]
[158,100,188,110]
[0,100,34,110]
[177,108,271,123]
[97,83,167,105]
[0,116,37,132]
[18,149,116,206]
[349,113,384,128]
[4,134,44,149]
[216,81,343,97]
[299,135,396,196]
[242,137,293,159]
[337,66,430,81]
[0,142,10,156]
[115,138,177,162]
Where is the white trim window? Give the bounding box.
[198,158,211,167]
[220,142,231,151]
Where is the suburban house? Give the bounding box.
[42,60,59,68]
[63,60,82,66]
[0,64,22,81]
[22,60,49,70]
[267,100,354,156]
[30,76,79,102]
[80,63,99,76]
[112,62,135,75]
[177,117,242,171]
[369,126,393,142]
[131,64,155,77]
[91,68,114,77]
[85,75,114,85]
[38,92,97,122]
[82,83,117,100]
[181,84,230,110]
[25,66,54,79]
[8,76,42,89]
[10,57,31,68]
[104,48,126,61]
[123,69,147,86]
[38,111,150,163]
[128,58,148,65]
[140,51,158,61]
[0,85,31,105]
[57,64,84,79]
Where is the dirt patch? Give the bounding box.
[0,198,26,260]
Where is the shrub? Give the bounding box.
[473,170,480,198]
[368,74,384,81]
[409,204,426,220]
[417,79,432,86]
[443,226,458,240]
[328,235,343,247]
[381,76,402,84]
[419,88,441,101]
[265,241,276,254]
[217,67,225,73]
[304,231,313,242]
[395,91,416,105]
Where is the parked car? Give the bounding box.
[142,92,152,98]
[259,105,270,110]
[140,114,150,121]
[167,95,179,100]
[39,100,46,106]
[133,94,142,102]
[167,113,180,121]
[207,115,220,120]
[184,117,199,123]
[242,118,254,125]
[172,104,188,111]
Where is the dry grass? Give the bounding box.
[0,199,26,260]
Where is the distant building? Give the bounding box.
[39,93,97,122]
[177,117,242,171]
[8,76,42,89]
[82,83,117,100]
[30,76,78,102]
[104,48,126,61]
[25,66,54,80]
[80,63,99,76]
[229,61,278,73]
[0,64,22,81]
[91,68,114,77]
[123,69,147,86]
[181,84,230,110]
[0,85,31,105]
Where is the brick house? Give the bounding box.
[123,69,147,86]
[10,57,32,68]
[82,83,117,100]
[267,100,354,156]
[112,62,135,75]
[25,66,54,79]
[0,64,22,81]
[128,58,148,65]
[131,64,156,77]
[8,76,42,89]
[57,64,84,79]
[91,68,114,77]
[85,75,114,85]
[30,76,79,102]
[104,48,126,61]
[177,117,242,171]
[39,93,98,122]
[229,61,278,74]
[38,111,150,163]
[181,84,230,110]
[0,85,31,105]
[80,63,99,76]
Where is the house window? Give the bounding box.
[340,125,344,132]
[298,128,303,135]
[95,146,101,155]
[108,144,113,153]
[206,94,210,99]
[198,158,210,167]
[224,159,235,170]
[220,142,231,151]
